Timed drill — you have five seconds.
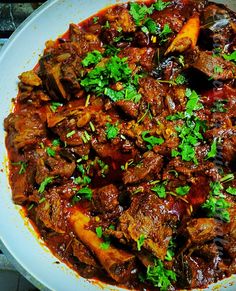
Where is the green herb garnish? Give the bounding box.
[153,0,171,11]
[145,259,176,290]
[137,234,146,251]
[142,131,164,149]
[38,177,54,193]
[96,226,103,238]
[81,50,103,67]
[50,102,62,112]
[106,122,119,140]
[176,185,190,196]
[46,147,56,157]
[226,186,236,195]
[12,161,27,174]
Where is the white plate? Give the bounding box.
[0,0,235,290]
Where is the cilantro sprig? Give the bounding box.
[144,259,176,291]
[142,131,164,149]
[81,55,141,103]
[81,50,103,67]
[106,122,119,140]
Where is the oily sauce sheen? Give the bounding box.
[4,0,236,290]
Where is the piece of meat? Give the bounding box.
[118,47,155,72]
[115,100,139,119]
[19,70,42,87]
[35,149,76,184]
[35,187,66,233]
[92,184,119,214]
[72,238,99,267]
[191,50,236,80]
[104,6,136,33]
[122,151,163,185]
[118,193,177,260]
[185,218,221,245]
[138,77,167,116]
[69,24,102,56]
[222,136,236,169]
[4,112,46,150]
[70,210,136,283]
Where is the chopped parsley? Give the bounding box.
[202,180,231,222]
[50,102,62,112]
[142,18,159,35]
[81,55,141,103]
[129,2,154,26]
[169,89,206,164]
[52,139,60,146]
[206,138,217,160]
[145,259,176,290]
[137,234,146,251]
[175,74,186,85]
[165,239,175,261]
[100,241,110,250]
[103,45,121,57]
[12,161,27,174]
[142,131,164,149]
[223,51,236,63]
[96,226,103,238]
[214,65,223,74]
[151,182,166,198]
[176,185,190,196]
[159,24,172,43]
[226,186,236,195]
[73,175,91,186]
[106,122,119,139]
[211,99,228,113]
[66,130,76,138]
[46,147,56,157]
[153,0,171,11]
[81,50,103,67]
[38,177,54,193]
[74,187,93,201]
[93,16,99,24]
[202,197,230,222]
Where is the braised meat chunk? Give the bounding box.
[4,1,236,290]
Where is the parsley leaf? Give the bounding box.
[142,131,164,149]
[12,161,27,174]
[159,24,172,43]
[103,45,121,57]
[81,50,103,67]
[129,2,154,26]
[211,99,228,113]
[52,139,60,147]
[106,122,119,140]
[100,241,110,250]
[38,177,54,193]
[223,51,236,63]
[151,183,166,198]
[226,186,236,195]
[96,226,103,238]
[176,185,190,196]
[143,18,159,35]
[73,175,91,186]
[153,0,171,11]
[175,74,186,85]
[146,259,176,290]
[46,147,56,157]
[137,234,146,251]
[202,197,230,222]
[50,102,62,112]
[206,138,217,160]
[214,65,223,74]
[76,187,93,200]
[93,16,99,24]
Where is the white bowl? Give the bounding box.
[0,0,235,290]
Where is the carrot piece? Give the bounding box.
[70,210,135,283]
[165,14,200,55]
